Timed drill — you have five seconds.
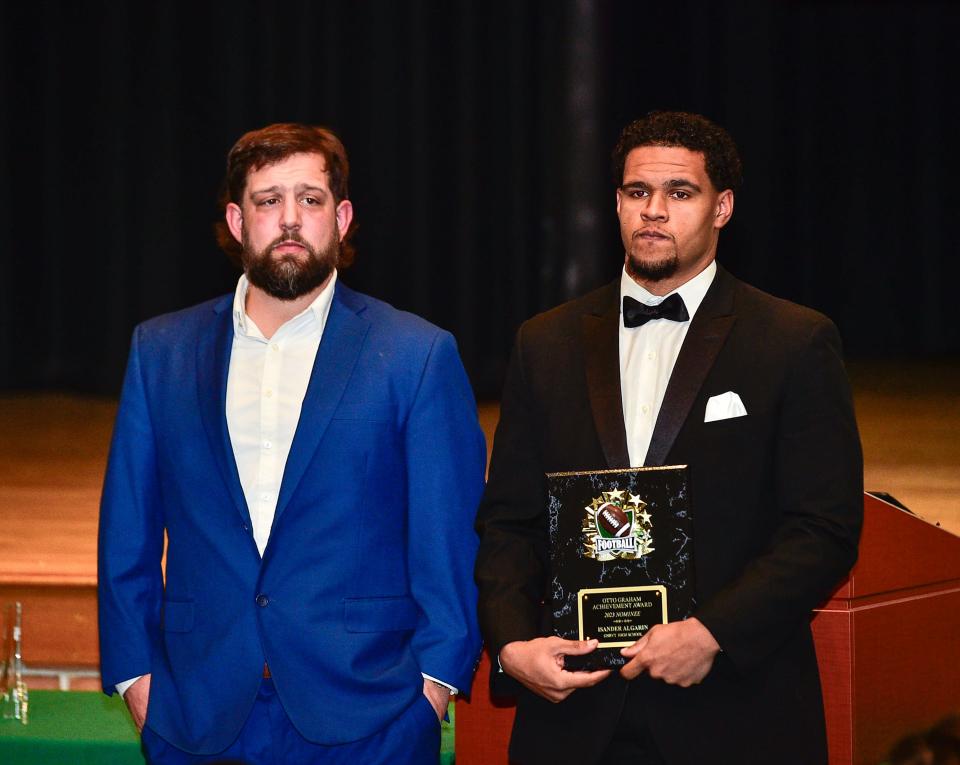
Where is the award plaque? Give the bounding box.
[547,465,694,670]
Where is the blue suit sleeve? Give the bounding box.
[97,325,166,694]
[404,330,486,693]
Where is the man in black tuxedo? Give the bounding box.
[474,112,863,764]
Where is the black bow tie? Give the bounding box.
[622,293,689,328]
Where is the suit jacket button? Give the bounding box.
[256,594,269,607]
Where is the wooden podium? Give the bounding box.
[813,492,960,765]
[456,492,960,765]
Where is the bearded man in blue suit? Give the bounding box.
[98,123,486,764]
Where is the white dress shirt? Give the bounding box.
[619,260,716,466]
[226,272,336,557]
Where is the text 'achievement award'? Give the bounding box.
[547,465,694,670]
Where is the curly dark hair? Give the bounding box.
[213,123,357,269]
[612,111,742,193]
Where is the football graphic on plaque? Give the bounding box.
[596,502,631,538]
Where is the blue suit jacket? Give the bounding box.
[98,282,486,754]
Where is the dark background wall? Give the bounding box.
[1,1,957,397]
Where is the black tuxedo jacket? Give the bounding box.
[475,265,863,765]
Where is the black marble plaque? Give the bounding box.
[547,465,694,670]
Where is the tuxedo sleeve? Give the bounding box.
[694,318,863,673]
[405,330,487,693]
[97,325,165,694]
[474,326,551,656]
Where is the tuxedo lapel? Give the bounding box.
[644,266,737,466]
[196,298,252,527]
[582,282,630,469]
[272,284,370,525]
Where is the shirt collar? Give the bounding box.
[232,269,338,340]
[619,260,717,324]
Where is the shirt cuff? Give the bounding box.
[421,672,458,695]
[116,675,142,697]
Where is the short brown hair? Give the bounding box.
[214,123,357,268]
[612,111,742,193]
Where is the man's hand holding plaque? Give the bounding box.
[619,618,720,687]
[500,637,611,703]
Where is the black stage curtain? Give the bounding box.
[1,1,957,396]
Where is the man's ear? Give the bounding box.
[714,190,734,230]
[225,202,244,244]
[335,199,354,241]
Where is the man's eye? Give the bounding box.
[301,197,319,206]
[671,191,691,200]
[628,190,647,199]
[258,198,279,207]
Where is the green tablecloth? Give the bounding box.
[0,691,455,764]
[0,690,142,764]
[442,701,456,762]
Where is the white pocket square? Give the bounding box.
[704,391,748,423]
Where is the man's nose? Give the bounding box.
[280,197,301,230]
[641,192,668,221]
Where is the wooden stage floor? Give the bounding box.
[1,359,958,687]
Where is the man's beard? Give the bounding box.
[624,236,679,283]
[241,230,338,301]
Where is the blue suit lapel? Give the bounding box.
[196,297,253,528]
[272,283,371,527]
